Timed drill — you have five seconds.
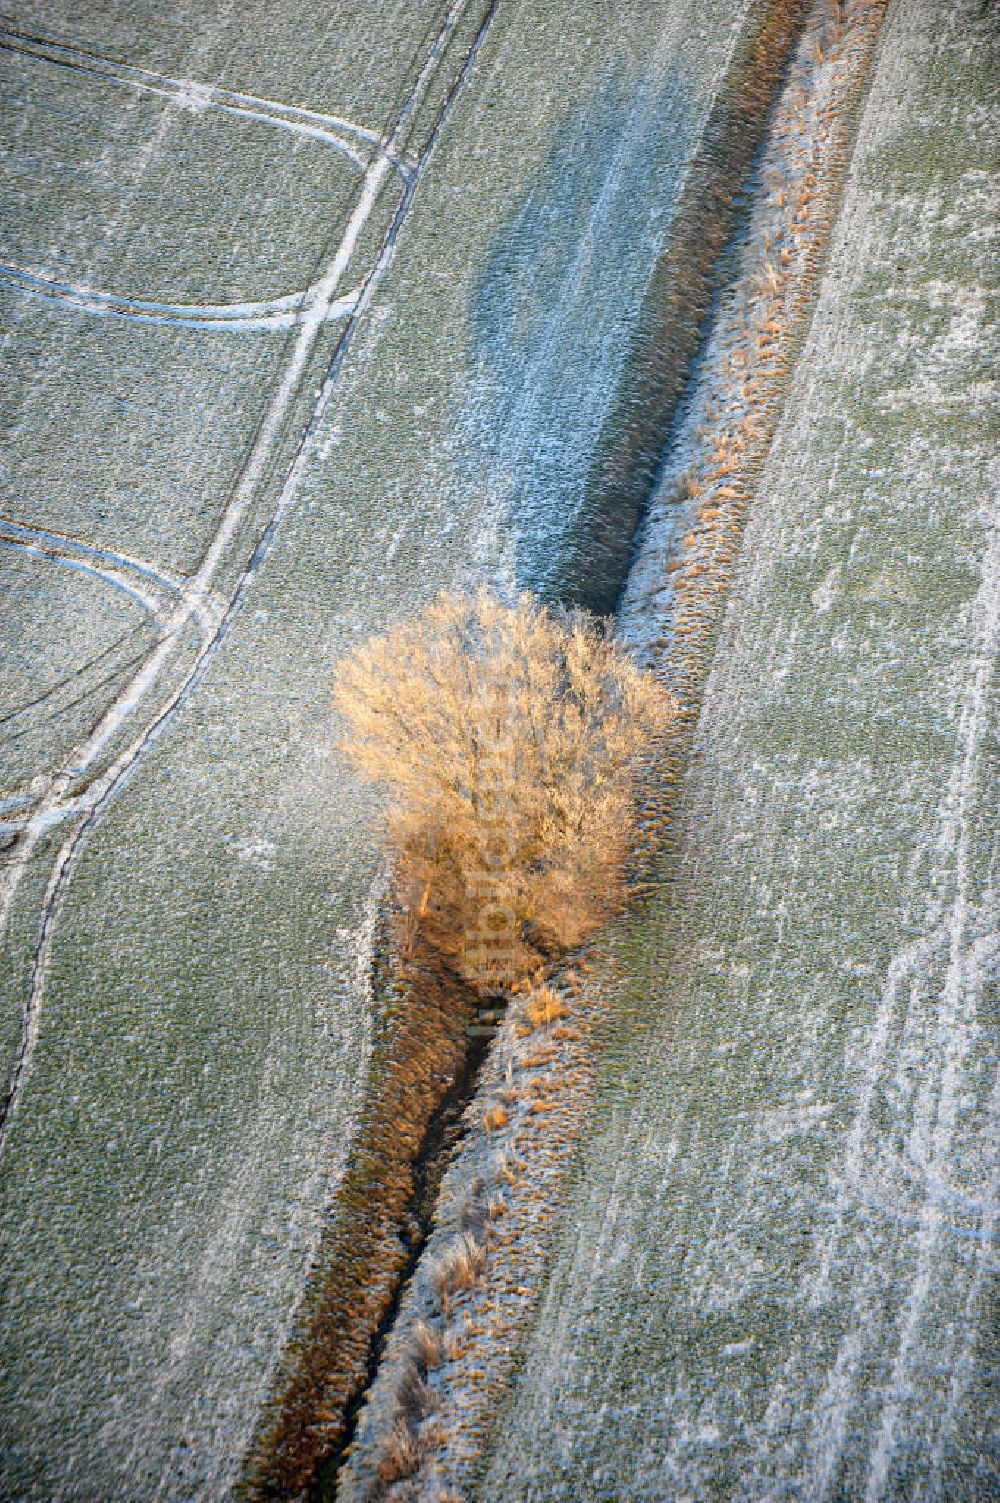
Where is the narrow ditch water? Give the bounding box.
[551,0,808,617]
[314,1021,496,1500]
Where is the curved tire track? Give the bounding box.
[0,21,412,329]
[0,0,495,1156]
[0,21,408,172]
[0,262,361,332]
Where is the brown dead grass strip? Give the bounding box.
[239,951,474,1501]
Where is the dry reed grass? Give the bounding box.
[334,589,672,993]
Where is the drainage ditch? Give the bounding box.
[239,0,892,1493]
[314,1019,495,1500]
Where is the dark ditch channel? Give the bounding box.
[552,0,808,618]
[242,3,810,1497]
[315,1019,496,1501]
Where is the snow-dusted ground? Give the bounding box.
[483,1,999,1497]
[0,1,771,1495]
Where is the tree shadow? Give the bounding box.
[461,60,699,614]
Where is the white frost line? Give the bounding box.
[927,1002,1000,1493]
[802,1313,871,1502]
[0,0,477,1155]
[0,23,411,174]
[0,562,217,910]
[862,512,1000,1503]
[0,20,407,332]
[0,602,188,885]
[197,179,394,586]
[0,516,225,648]
[0,262,361,333]
[806,929,938,1309]
[0,515,184,594]
[803,511,1000,1501]
[0,536,162,617]
[193,0,475,592]
[0,519,225,789]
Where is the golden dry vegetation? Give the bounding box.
[333,589,673,993]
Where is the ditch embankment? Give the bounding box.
[242,0,889,1496]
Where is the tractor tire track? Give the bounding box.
[0,261,362,332]
[0,21,408,171]
[0,20,411,333]
[0,536,164,617]
[0,0,496,1157]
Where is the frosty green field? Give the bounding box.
[0,0,781,1495]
